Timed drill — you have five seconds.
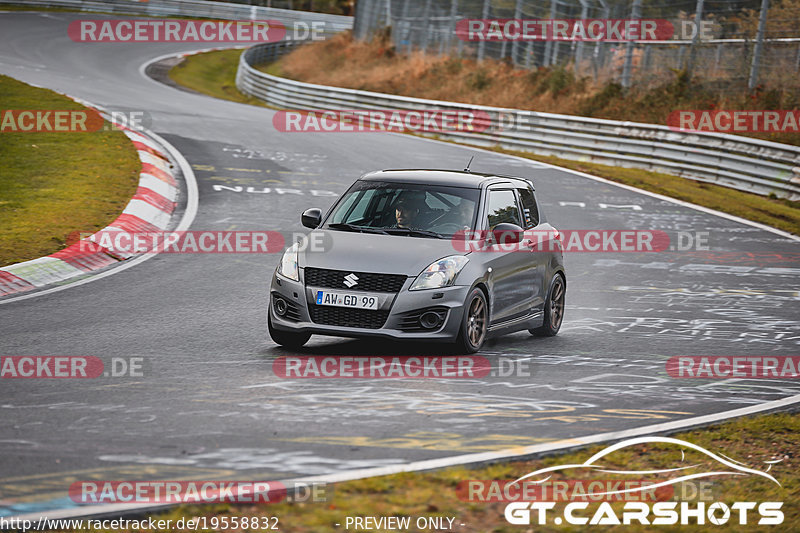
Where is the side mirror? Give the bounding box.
[491,223,524,245]
[301,208,322,229]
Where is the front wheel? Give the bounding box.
[268,312,311,348]
[530,274,565,337]
[456,287,488,353]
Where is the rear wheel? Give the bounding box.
[530,274,565,337]
[268,312,311,348]
[456,287,488,353]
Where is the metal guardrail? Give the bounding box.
[236,41,800,201]
[0,0,353,32]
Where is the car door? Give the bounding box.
[516,184,547,313]
[481,187,537,325]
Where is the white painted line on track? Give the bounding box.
[10,392,800,521]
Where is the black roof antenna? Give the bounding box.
[464,156,475,173]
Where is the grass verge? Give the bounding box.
[100,410,799,533]
[167,49,272,107]
[167,49,800,235]
[0,75,140,266]
[268,32,800,147]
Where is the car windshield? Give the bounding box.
[325,181,480,237]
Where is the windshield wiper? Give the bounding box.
[327,223,388,235]
[384,227,445,239]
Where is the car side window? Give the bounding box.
[517,187,540,228]
[331,189,375,224]
[486,189,522,229]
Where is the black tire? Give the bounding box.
[456,287,488,354]
[268,312,311,348]
[530,274,565,337]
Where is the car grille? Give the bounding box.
[308,304,390,329]
[304,267,407,293]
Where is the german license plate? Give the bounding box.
[315,291,378,310]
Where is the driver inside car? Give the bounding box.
[393,191,427,229]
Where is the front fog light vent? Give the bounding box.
[274,297,288,316]
[420,310,445,329]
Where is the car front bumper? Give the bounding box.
[269,270,469,342]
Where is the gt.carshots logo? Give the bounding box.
[501,437,783,526]
[68,19,286,42]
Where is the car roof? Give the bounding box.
[360,169,533,189]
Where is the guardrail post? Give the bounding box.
[795,43,800,71]
[574,0,589,75]
[446,0,458,53]
[511,0,523,66]
[477,0,489,62]
[641,45,651,73]
[748,0,769,90]
[685,0,704,77]
[621,0,641,89]
[543,0,558,67]
[421,0,432,54]
[353,0,370,40]
[592,1,610,80]
[524,40,534,68]
[399,0,412,54]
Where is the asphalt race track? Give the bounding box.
[1,10,799,517]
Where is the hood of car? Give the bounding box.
[299,229,463,277]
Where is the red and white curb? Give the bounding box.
[0,111,181,298]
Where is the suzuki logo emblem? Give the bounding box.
[343,273,359,288]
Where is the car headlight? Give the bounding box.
[410,255,469,290]
[277,242,300,281]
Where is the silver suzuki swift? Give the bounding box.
[268,169,566,353]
